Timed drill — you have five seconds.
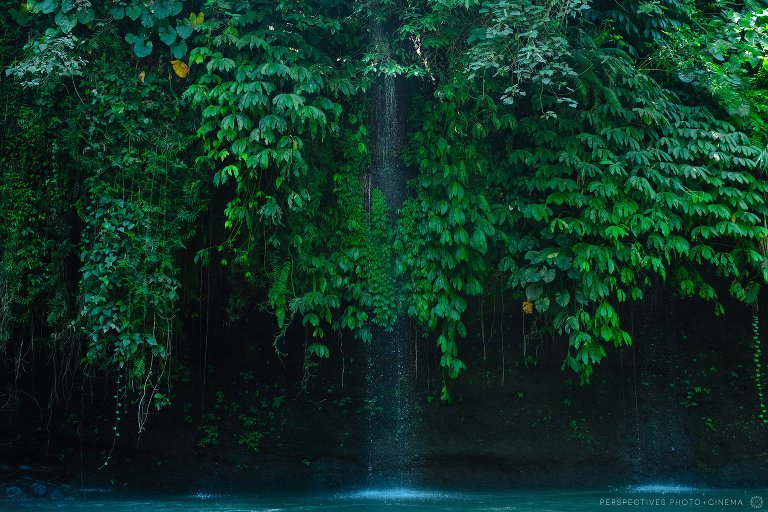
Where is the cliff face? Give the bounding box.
[1,290,766,497]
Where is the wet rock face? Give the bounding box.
[0,293,765,494]
[4,485,23,500]
[30,480,48,497]
[0,466,78,501]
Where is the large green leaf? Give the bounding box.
[175,20,193,39]
[54,11,77,33]
[110,6,125,20]
[158,23,177,45]
[37,0,58,14]
[170,40,187,59]
[133,38,154,58]
[76,7,94,24]
[125,4,142,20]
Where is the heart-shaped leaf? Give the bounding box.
[76,7,94,24]
[55,11,77,33]
[133,38,154,58]
[158,23,177,45]
[189,11,204,26]
[167,0,182,16]
[125,5,142,20]
[141,9,155,28]
[175,20,193,39]
[9,7,29,26]
[170,40,187,59]
[154,2,169,19]
[525,283,543,301]
[37,0,58,14]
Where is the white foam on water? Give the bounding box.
[627,483,699,493]
[342,487,457,501]
[188,491,227,499]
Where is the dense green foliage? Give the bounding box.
[395,0,768,387]
[1,0,767,429]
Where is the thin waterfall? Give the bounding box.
[364,20,416,487]
[372,72,407,213]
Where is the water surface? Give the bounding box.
[2,486,766,511]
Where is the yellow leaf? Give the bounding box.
[189,11,204,26]
[522,301,533,315]
[138,70,145,83]
[171,60,189,78]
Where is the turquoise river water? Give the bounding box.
[2,485,767,511]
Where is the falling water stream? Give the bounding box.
[364,21,417,487]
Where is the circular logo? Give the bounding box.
[751,496,764,509]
